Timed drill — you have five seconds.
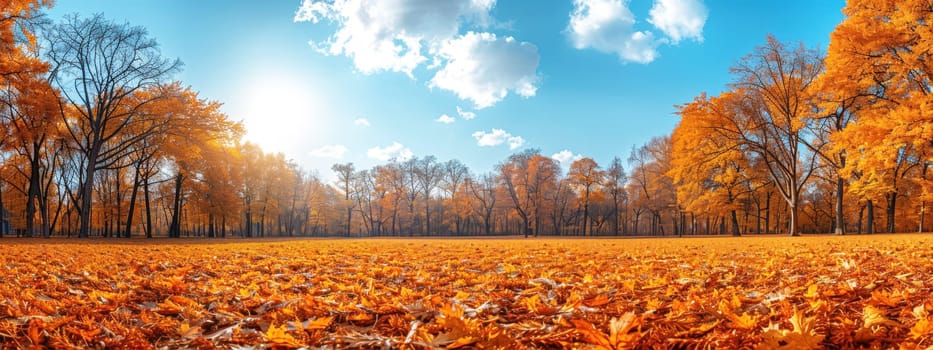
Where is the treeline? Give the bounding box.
[1,1,931,238]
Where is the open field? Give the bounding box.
[0,235,931,349]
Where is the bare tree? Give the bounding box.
[605,156,628,235]
[415,156,442,235]
[442,159,469,234]
[466,173,497,235]
[728,35,823,236]
[45,13,181,237]
[331,162,355,237]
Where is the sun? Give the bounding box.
[239,72,321,155]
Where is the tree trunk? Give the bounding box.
[0,178,4,237]
[169,173,184,238]
[25,148,42,237]
[244,208,252,237]
[582,196,590,236]
[79,145,101,238]
[920,201,926,233]
[834,176,845,235]
[144,177,153,238]
[765,191,771,234]
[424,194,431,236]
[789,204,799,236]
[124,167,141,238]
[522,216,530,238]
[867,199,874,234]
[857,204,864,234]
[731,209,740,236]
[484,212,491,235]
[886,193,896,233]
[788,186,800,236]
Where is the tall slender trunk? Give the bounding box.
[0,177,4,237]
[144,177,153,238]
[41,193,54,237]
[79,144,101,238]
[886,193,896,233]
[834,175,845,235]
[731,209,740,236]
[124,166,141,238]
[424,194,431,236]
[25,149,41,237]
[857,204,864,234]
[920,165,928,233]
[244,204,251,237]
[582,189,590,236]
[484,211,492,235]
[169,173,184,238]
[867,200,874,234]
[920,201,926,233]
[756,200,762,234]
[764,191,771,234]
[208,213,215,238]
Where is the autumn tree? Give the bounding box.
[373,163,404,235]
[498,149,559,237]
[723,35,823,236]
[628,137,675,235]
[44,14,181,237]
[568,157,605,236]
[1,0,50,79]
[1,60,60,237]
[1,0,52,237]
[818,0,933,234]
[150,84,241,238]
[672,92,764,236]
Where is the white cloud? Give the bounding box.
[567,0,659,63]
[430,32,540,109]
[294,0,495,77]
[507,135,526,150]
[309,144,348,159]
[647,0,708,44]
[456,106,476,120]
[367,142,414,161]
[296,1,542,108]
[472,128,525,150]
[566,0,707,63]
[435,114,456,124]
[551,149,583,166]
[354,118,371,127]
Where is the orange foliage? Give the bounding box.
[0,236,930,348]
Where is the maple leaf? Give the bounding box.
[862,305,899,329]
[573,312,642,349]
[756,309,823,350]
[910,317,933,339]
[264,324,304,349]
[608,313,642,347]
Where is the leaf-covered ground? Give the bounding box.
[0,235,931,349]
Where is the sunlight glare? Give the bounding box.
[240,72,321,155]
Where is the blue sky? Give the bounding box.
[47,0,845,181]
